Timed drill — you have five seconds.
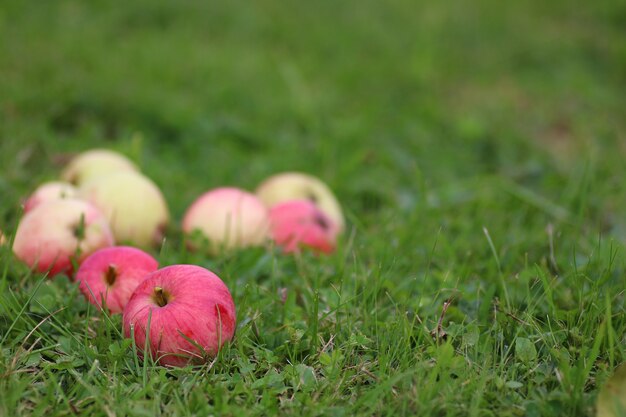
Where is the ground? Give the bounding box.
[0,0,625,416]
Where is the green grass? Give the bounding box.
[1,0,625,415]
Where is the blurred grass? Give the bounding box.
[0,0,625,416]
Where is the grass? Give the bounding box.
[1,0,625,415]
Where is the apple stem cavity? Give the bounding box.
[313,213,330,230]
[153,286,169,307]
[105,265,118,286]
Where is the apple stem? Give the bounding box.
[154,286,168,307]
[105,265,117,286]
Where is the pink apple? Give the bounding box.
[24,181,78,212]
[182,187,269,253]
[76,246,158,314]
[13,199,114,277]
[123,264,236,367]
[269,200,338,254]
[256,172,345,233]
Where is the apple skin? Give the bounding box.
[123,264,236,367]
[182,187,269,253]
[269,200,338,254]
[256,172,345,233]
[24,181,78,212]
[76,246,158,314]
[13,199,115,277]
[79,171,170,248]
[62,149,139,185]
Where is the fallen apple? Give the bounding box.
[24,181,78,212]
[76,246,158,314]
[597,362,626,417]
[62,149,139,185]
[269,200,338,254]
[256,172,345,233]
[79,171,169,248]
[123,264,236,367]
[182,187,268,253]
[13,199,114,277]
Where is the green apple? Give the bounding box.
[62,149,139,185]
[256,172,345,233]
[79,171,169,248]
[597,363,626,417]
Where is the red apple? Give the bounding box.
[269,200,338,254]
[123,264,236,367]
[13,199,114,277]
[76,246,158,314]
[182,187,268,253]
[24,181,78,212]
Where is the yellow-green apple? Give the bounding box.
[256,172,345,233]
[62,149,139,185]
[24,181,78,212]
[79,171,169,248]
[123,264,236,367]
[597,362,626,417]
[269,200,338,254]
[13,199,114,277]
[76,246,158,314]
[182,187,268,253]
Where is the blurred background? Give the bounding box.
[0,0,624,238]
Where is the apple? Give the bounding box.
[24,181,78,212]
[182,187,268,253]
[597,362,626,417]
[256,172,345,233]
[123,264,236,367]
[76,246,158,314]
[12,199,114,277]
[79,171,169,248]
[61,149,139,185]
[269,200,338,254]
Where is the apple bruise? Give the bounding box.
[66,173,79,185]
[215,303,234,339]
[152,286,171,307]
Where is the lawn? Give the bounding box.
[1,0,625,415]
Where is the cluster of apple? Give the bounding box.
[183,172,344,254]
[78,249,236,367]
[10,150,169,275]
[1,149,345,366]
